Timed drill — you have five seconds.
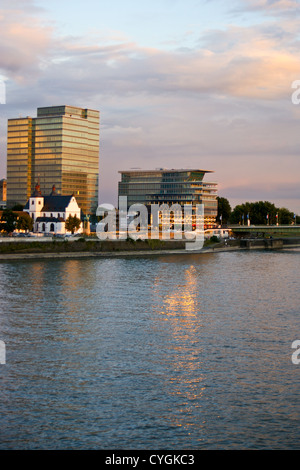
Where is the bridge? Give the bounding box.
[229,225,300,237]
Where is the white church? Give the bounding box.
[24,183,83,235]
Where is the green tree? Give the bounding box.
[229,201,279,225]
[229,202,252,224]
[277,207,294,225]
[250,201,278,225]
[16,213,33,232]
[1,209,17,233]
[11,204,24,211]
[217,197,231,225]
[65,215,81,234]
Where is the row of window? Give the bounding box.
[120,183,213,190]
[35,131,99,140]
[35,119,99,128]
[7,131,30,137]
[33,141,95,149]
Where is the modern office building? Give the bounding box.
[118,168,218,227]
[0,179,7,209]
[7,105,100,214]
[0,179,7,202]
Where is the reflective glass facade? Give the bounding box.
[0,179,7,202]
[7,106,100,214]
[118,169,218,225]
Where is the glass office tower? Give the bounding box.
[118,169,218,227]
[7,117,34,207]
[7,105,100,215]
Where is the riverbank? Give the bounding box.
[0,237,299,260]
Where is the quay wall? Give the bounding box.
[0,237,299,260]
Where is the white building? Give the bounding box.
[24,183,83,234]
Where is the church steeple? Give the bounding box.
[32,182,42,197]
[50,184,57,196]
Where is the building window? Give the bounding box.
[31,200,34,205]
[50,223,55,232]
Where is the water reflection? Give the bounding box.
[151,261,209,434]
[0,251,299,449]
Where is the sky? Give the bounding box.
[0,0,300,212]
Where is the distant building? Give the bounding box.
[24,183,82,235]
[0,179,6,209]
[7,105,100,215]
[118,168,218,227]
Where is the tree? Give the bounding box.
[65,215,81,234]
[11,204,24,211]
[229,202,253,224]
[278,207,294,225]
[217,197,231,225]
[250,201,278,225]
[229,201,296,225]
[1,209,17,233]
[16,213,33,232]
[229,201,278,225]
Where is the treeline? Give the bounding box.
[0,209,33,233]
[217,197,299,225]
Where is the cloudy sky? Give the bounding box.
[0,0,300,211]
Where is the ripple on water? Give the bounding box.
[0,251,299,449]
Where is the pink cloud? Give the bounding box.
[0,3,53,82]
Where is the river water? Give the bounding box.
[0,249,299,449]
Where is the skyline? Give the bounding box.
[0,0,300,212]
